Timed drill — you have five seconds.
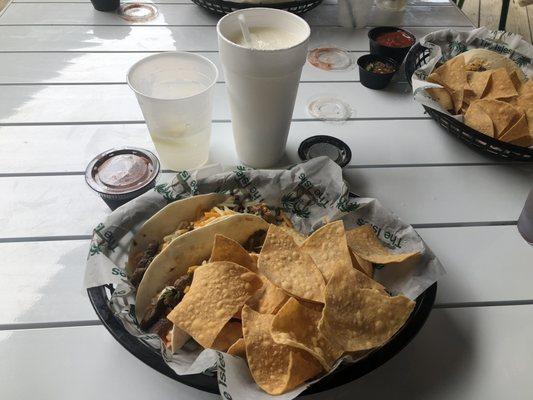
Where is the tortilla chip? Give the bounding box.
[467,99,522,137]
[483,68,518,100]
[232,308,242,320]
[432,56,470,113]
[427,72,442,85]
[509,70,523,92]
[346,225,419,264]
[462,49,527,81]
[258,225,325,303]
[467,70,492,98]
[450,88,465,114]
[167,262,262,348]
[212,321,243,351]
[433,55,467,92]
[246,275,289,314]
[318,270,415,352]
[209,234,257,272]
[464,102,495,137]
[299,299,324,313]
[499,114,532,147]
[242,306,323,395]
[464,57,486,71]
[284,349,323,392]
[347,263,385,292]
[515,91,533,135]
[300,221,353,282]
[249,252,259,266]
[426,87,454,111]
[519,80,533,96]
[227,338,246,358]
[461,87,478,107]
[349,247,374,278]
[278,226,307,246]
[271,297,344,371]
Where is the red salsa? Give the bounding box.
[365,61,396,74]
[375,30,414,48]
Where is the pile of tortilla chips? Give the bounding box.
[167,221,420,395]
[425,49,533,147]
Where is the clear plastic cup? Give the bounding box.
[375,0,407,11]
[338,0,374,27]
[127,52,218,171]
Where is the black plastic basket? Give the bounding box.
[405,42,533,162]
[190,0,323,15]
[87,282,436,395]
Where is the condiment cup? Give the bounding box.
[357,54,399,90]
[368,26,415,65]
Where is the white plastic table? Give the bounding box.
[1,1,532,399]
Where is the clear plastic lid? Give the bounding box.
[307,47,355,71]
[307,95,353,123]
[85,147,160,196]
[118,3,158,22]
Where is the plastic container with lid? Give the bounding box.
[85,148,160,210]
[298,135,352,168]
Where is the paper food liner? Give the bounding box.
[84,157,445,399]
[411,27,532,122]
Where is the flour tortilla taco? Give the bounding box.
[135,213,270,351]
[127,193,290,286]
[127,193,228,280]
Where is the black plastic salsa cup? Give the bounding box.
[358,54,398,90]
[90,0,120,11]
[368,26,415,65]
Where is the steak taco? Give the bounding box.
[135,213,270,351]
[127,193,291,287]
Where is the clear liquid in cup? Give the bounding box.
[150,124,211,171]
[148,80,211,170]
[150,81,211,170]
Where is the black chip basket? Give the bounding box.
[191,0,323,15]
[87,188,437,396]
[87,282,436,395]
[405,42,533,162]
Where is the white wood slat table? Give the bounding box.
[0,1,531,399]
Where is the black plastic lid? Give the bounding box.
[298,135,352,168]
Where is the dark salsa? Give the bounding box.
[365,60,396,74]
[375,30,414,48]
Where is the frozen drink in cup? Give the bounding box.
[217,9,311,168]
[127,52,218,171]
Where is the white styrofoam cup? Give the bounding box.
[217,9,310,168]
